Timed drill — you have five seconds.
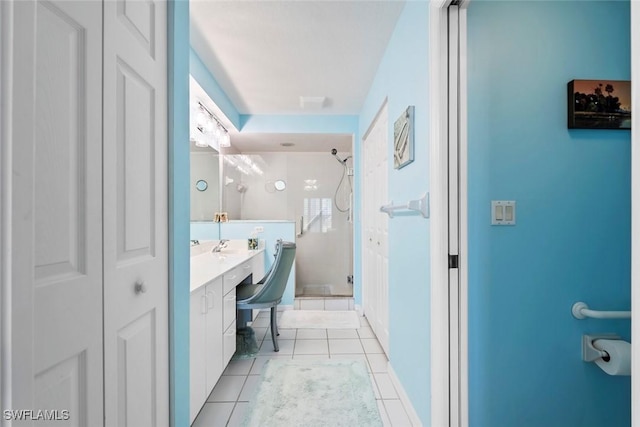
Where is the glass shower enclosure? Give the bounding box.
[223,151,353,297]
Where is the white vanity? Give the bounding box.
[189,241,265,423]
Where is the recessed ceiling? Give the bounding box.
[231,133,353,153]
[190,0,406,115]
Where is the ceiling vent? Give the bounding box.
[299,96,327,110]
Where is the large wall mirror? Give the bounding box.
[189,76,223,234]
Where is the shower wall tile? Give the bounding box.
[325,298,349,311]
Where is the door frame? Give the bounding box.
[429,1,469,426]
[431,1,639,426]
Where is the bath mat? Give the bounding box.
[243,359,382,427]
[278,310,360,329]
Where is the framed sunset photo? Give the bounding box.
[568,79,631,129]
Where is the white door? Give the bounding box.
[362,102,390,355]
[362,128,376,332]
[102,1,169,425]
[4,0,105,423]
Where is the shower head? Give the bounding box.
[331,148,350,164]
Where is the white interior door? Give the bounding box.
[363,127,376,329]
[362,102,389,355]
[102,1,169,425]
[4,0,104,423]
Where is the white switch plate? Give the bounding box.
[491,200,516,225]
[254,226,264,233]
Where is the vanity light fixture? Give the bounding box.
[191,101,231,150]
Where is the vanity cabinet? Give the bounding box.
[189,252,261,424]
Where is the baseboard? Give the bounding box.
[355,304,363,316]
[387,362,423,427]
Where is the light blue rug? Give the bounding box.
[243,359,382,426]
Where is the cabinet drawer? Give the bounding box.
[223,321,236,365]
[223,289,236,331]
[223,261,252,295]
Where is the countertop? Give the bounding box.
[190,242,264,292]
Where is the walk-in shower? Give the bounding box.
[222,147,354,298]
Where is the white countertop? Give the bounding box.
[190,243,264,292]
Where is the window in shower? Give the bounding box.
[302,197,332,233]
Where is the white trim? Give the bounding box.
[0,0,13,418]
[447,6,460,425]
[458,4,469,427]
[631,2,640,425]
[428,1,451,427]
[387,362,423,427]
[354,304,363,317]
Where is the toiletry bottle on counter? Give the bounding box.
[248,232,258,250]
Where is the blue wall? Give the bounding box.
[467,2,631,426]
[358,2,430,423]
[190,221,297,305]
[168,1,190,425]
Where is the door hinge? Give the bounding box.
[448,254,459,269]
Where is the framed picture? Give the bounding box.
[568,79,631,129]
[393,106,415,169]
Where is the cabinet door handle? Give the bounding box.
[225,294,236,302]
[226,274,237,281]
[201,295,207,314]
[207,291,215,310]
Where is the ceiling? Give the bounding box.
[190,0,404,115]
[231,132,353,153]
[189,0,405,152]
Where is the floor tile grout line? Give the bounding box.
[212,314,403,427]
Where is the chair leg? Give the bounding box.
[270,306,279,352]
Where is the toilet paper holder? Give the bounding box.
[582,334,620,362]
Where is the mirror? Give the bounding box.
[195,179,208,191]
[190,75,222,226]
[274,180,286,191]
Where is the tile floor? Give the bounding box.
[192,310,414,426]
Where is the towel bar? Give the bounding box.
[380,193,429,218]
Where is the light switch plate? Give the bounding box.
[491,200,516,225]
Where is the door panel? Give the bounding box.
[115,59,155,262]
[7,0,104,423]
[362,103,389,356]
[34,352,88,427]
[103,0,168,425]
[117,310,157,427]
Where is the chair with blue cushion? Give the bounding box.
[236,239,296,352]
